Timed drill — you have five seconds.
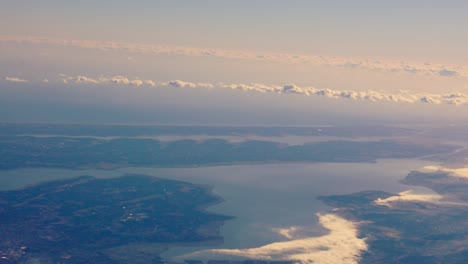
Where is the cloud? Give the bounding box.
[4,77,28,83]
[2,35,467,78]
[375,190,444,207]
[51,74,468,106]
[3,73,466,106]
[273,226,302,240]
[163,80,214,89]
[176,214,367,264]
[422,165,468,179]
[61,75,156,87]
[374,189,467,207]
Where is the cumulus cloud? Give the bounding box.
[4,77,28,83]
[3,73,465,106]
[163,80,214,89]
[2,35,467,78]
[177,214,367,264]
[375,189,467,207]
[51,74,468,106]
[61,75,156,87]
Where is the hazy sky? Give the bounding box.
[1,1,467,125]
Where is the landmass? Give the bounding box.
[0,123,462,170]
[0,123,417,138]
[0,175,232,264]
[0,135,457,170]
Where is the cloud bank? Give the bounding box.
[2,35,467,78]
[53,75,468,106]
[177,214,367,264]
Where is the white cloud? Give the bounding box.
[62,75,156,87]
[4,77,28,83]
[177,214,367,264]
[163,80,214,89]
[2,35,467,78]
[54,74,468,106]
[375,190,444,207]
[422,165,468,179]
[375,189,468,207]
[273,226,302,240]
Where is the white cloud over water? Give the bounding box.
[273,226,302,240]
[178,214,367,264]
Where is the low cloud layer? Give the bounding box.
[375,190,445,207]
[4,77,28,83]
[177,214,367,264]
[375,189,468,207]
[2,35,467,78]
[53,75,468,106]
[273,226,302,240]
[423,165,468,179]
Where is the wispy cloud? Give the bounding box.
[177,214,367,264]
[56,74,468,106]
[4,76,28,83]
[2,35,467,78]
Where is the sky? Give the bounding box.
[1,0,468,125]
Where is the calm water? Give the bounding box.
[14,134,387,145]
[0,159,435,258]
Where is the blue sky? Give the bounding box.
[1,1,467,125]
